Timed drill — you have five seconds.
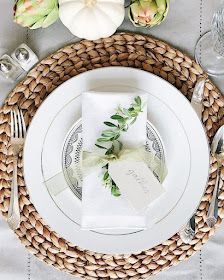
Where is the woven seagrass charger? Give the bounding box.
[0,33,224,279]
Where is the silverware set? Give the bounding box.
[179,79,224,244]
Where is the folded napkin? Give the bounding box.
[81,91,148,230]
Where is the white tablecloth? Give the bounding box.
[0,0,224,279]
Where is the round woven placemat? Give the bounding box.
[0,33,224,279]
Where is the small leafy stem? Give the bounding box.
[95,96,144,197]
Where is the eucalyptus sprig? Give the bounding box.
[95,96,144,197]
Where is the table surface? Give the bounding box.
[1,0,224,279]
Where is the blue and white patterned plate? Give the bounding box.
[62,119,165,200]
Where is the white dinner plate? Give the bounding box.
[24,67,209,254]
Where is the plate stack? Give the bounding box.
[24,67,209,254]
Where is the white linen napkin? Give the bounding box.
[81,91,148,230]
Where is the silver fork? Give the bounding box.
[7,109,26,230]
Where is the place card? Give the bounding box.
[108,160,165,212]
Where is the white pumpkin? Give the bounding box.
[59,0,125,40]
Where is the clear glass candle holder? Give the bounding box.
[0,54,24,82]
[11,43,39,72]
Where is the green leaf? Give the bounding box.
[102,163,109,169]
[97,137,112,142]
[134,96,141,106]
[118,140,123,151]
[118,119,126,126]
[101,130,116,138]
[103,171,109,181]
[133,104,141,112]
[104,121,117,127]
[111,114,125,121]
[112,134,120,140]
[95,143,107,150]
[111,185,121,197]
[130,111,137,117]
[105,145,114,155]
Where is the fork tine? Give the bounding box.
[17,110,23,138]
[10,111,14,138]
[19,110,26,136]
[13,110,18,138]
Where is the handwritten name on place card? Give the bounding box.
[108,160,165,212]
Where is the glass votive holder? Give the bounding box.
[0,54,24,82]
[11,43,39,72]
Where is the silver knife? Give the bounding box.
[179,79,206,244]
[191,79,206,118]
